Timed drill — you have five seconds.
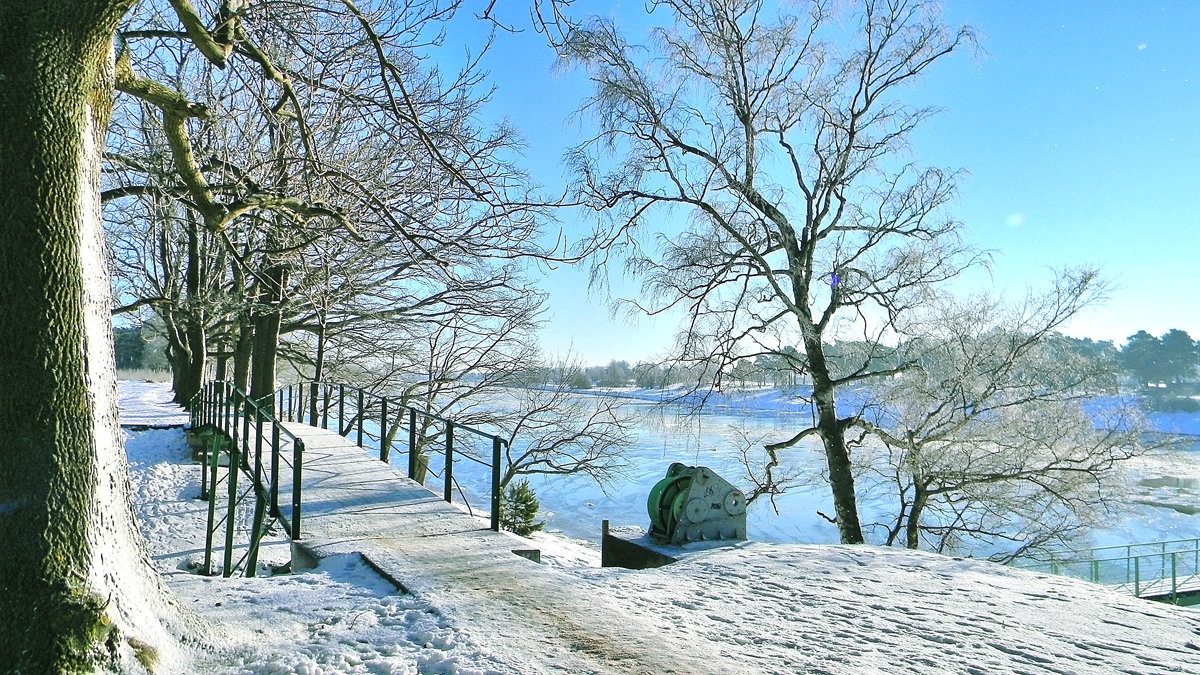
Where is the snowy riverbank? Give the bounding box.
[121,380,1200,673]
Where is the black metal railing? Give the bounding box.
[275,381,505,532]
[190,381,305,578]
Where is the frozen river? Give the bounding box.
[422,392,1200,556]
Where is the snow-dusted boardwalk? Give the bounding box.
[281,422,714,674]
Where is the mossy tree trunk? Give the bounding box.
[0,2,192,670]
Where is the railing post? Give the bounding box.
[356,389,364,448]
[203,432,222,576]
[379,397,390,462]
[321,383,330,429]
[491,437,502,532]
[231,394,242,457]
[444,422,454,503]
[223,436,241,578]
[1134,556,1141,597]
[292,438,304,541]
[270,421,281,517]
[245,489,268,578]
[255,405,264,488]
[338,384,345,433]
[1091,559,1099,584]
[241,395,252,471]
[408,408,418,479]
[1172,552,1178,602]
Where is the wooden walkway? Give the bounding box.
[279,423,712,675]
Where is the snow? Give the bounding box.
[121,380,1200,673]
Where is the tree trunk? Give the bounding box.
[906,481,929,549]
[177,318,207,406]
[163,309,205,407]
[0,4,196,669]
[803,333,865,544]
[233,312,254,392]
[175,207,207,407]
[250,265,287,411]
[314,314,328,382]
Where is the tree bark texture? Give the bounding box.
[233,313,253,392]
[803,332,865,544]
[249,265,287,410]
[906,482,929,550]
[0,3,195,669]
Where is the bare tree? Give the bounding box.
[559,0,975,543]
[106,0,551,411]
[494,358,635,490]
[853,270,1145,559]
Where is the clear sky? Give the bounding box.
[458,2,1200,366]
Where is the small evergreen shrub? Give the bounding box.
[500,479,545,536]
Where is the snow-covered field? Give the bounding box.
[122,381,1200,673]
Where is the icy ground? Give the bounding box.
[122,381,1200,673]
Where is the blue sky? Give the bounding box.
[460,2,1200,365]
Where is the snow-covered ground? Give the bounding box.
[122,380,1200,673]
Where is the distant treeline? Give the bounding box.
[112,324,166,372]
[568,330,1200,396]
[115,322,1200,401]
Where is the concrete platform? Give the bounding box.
[280,423,714,674]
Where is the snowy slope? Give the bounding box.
[120,381,1200,673]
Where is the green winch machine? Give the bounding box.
[646,463,747,545]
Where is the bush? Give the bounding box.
[500,479,545,537]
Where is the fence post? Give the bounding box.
[338,384,345,433]
[491,437,502,532]
[380,397,390,462]
[1172,552,1178,602]
[408,408,418,479]
[203,432,222,576]
[292,438,305,541]
[357,389,364,447]
[255,404,264,488]
[1134,556,1141,597]
[444,422,454,503]
[241,395,252,471]
[221,382,231,437]
[270,421,280,517]
[245,489,268,578]
[231,394,243,459]
[321,383,330,429]
[223,436,241,578]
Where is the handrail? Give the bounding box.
[189,381,305,578]
[273,380,506,533]
[1015,537,1200,603]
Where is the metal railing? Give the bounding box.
[274,381,506,533]
[1016,538,1200,602]
[190,381,304,578]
